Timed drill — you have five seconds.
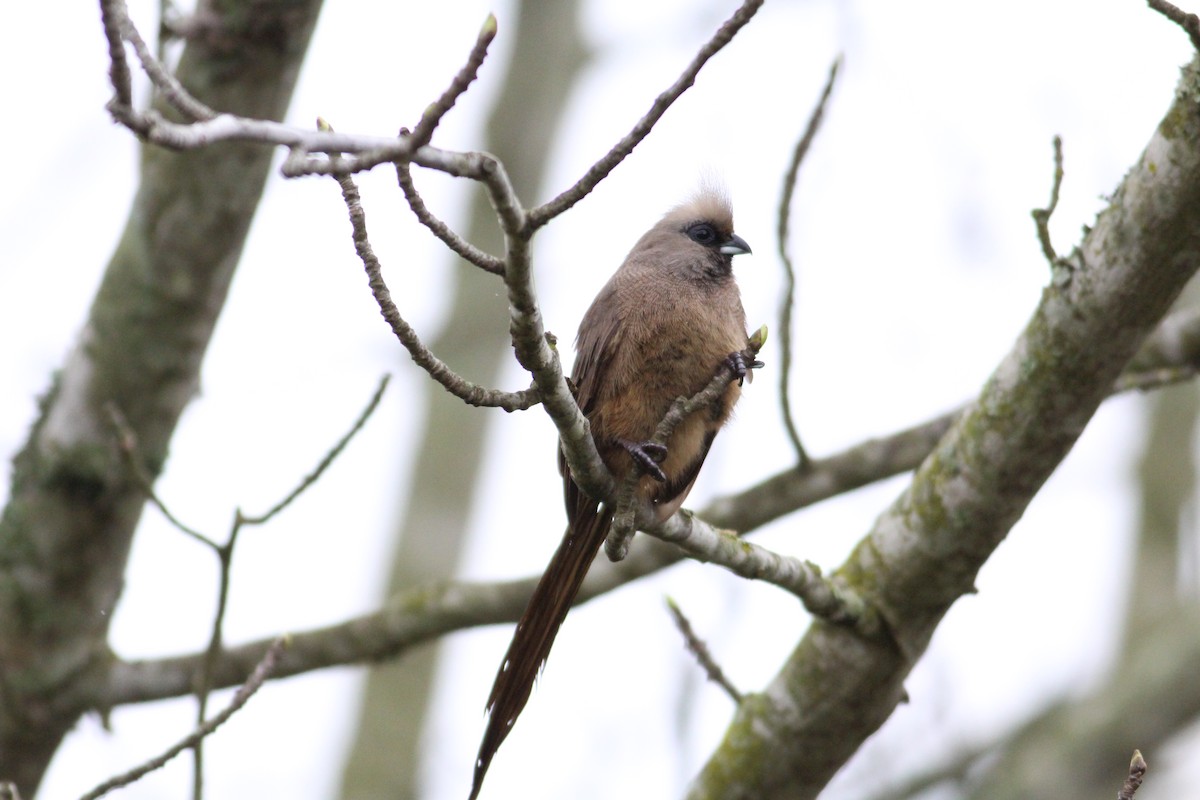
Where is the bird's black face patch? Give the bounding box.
[684,221,720,247]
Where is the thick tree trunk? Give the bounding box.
[0,1,323,793]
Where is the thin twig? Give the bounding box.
[775,56,841,468]
[1117,750,1148,800]
[408,15,497,148]
[395,158,505,274]
[481,124,619,499]
[118,2,215,122]
[1031,135,1064,267]
[1114,364,1199,392]
[112,375,390,795]
[1148,0,1200,49]
[333,169,540,410]
[190,534,237,800]
[97,69,473,180]
[95,0,759,203]
[525,0,766,230]
[666,597,743,703]
[155,0,170,62]
[106,404,216,548]
[192,376,388,793]
[100,0,134,108]
[79,637,289,800]
[241,374,391,524]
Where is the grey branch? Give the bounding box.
[89,297,1200,711]
[334,168,539,411]
[667,597,743,704]
[1118,751,1148,800]
[91,294,1200,711]
[775,56,841,467]
[79,637,288,800]
[1031,135,1066,268]
[1148,0,1200,49]
[648,507,875,634]
[395,160,505,275]
[525,0,766,230]
[407,15,497,148]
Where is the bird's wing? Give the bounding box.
[558,276,623,513]
[568,280,623,422]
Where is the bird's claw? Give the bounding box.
[725,351,763,386]
[620,439,668,482]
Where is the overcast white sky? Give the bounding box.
[1,1,1196,798]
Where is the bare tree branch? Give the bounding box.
[395,160,505,274]
[667,597,743,704]
[1118,751,1148,800]
[650,506,875,633]
[242,375,391,525]
[775,56,840,467]
[334,168,539,410]
[114,0,216,122]
[106,403,215,548]
[1148,0,1200,49]
[1031,135,1065,267]
[525,0,765,231]
[407,15,497,148]
[79,637,288,800]
[100,0,135,113]
[92,293,1200,712]
[95,0,766,518]
[91,0,487,181]
[114,374,389,796]
[711,300,1200,537]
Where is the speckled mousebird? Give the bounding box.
[470,187,755,799]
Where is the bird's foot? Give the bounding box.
[619,439,668,482]
[725,351,764,386]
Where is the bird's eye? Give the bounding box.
[687,222,717,245]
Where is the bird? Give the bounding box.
[469,187,754,799]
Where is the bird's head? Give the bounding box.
[643,186,752,280]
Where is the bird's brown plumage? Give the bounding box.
[469,189,752,799]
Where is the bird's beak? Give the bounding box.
[719,233,752,256]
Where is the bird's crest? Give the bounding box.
[664,181,734,233]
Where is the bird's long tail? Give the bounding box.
[469,504,613,799]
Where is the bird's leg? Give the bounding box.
[725,351,765,386]
[618,439,668,482]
